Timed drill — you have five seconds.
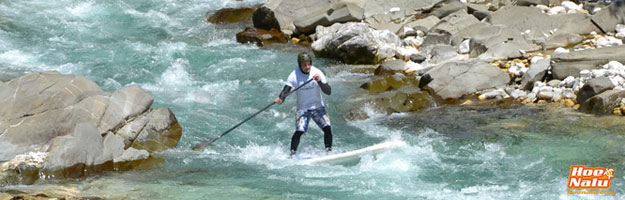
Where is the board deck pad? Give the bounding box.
[296,141,406,165]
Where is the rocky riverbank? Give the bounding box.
[0,72,182,188]
[213,0,625,118]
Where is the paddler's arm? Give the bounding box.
[273,85,292,104]
[314,74,331,95]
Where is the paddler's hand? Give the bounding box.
[313,73,321,81]
[274,97,283,104]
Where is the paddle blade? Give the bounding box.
[192,137,220,151]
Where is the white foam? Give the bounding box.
[159,58,194,87]
[66,2,95,17]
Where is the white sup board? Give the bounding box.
[297,141,406,165]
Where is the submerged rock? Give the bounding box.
[207,7,256,24]
[236,27,290,47]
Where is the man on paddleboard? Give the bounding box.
[274,52,332,157]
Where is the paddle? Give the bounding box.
[192,78,315,151]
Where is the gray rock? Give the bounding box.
[404,15,440,33]
[130,108,182,153]
[488,6,599,42]
[375,60,407,76]
[580,89,625,114]
[515,0,550,6]
[478,41,541,61]
[253,0,333,33]
[520,58,551,90]
[591,2,625,33]
[424,61,511,99]
[116,114,150,147]
[430,0,468,19]
[551,45,625,79]
[98,85,154,134]
[0,72,102,121]
[472,10,492,21]
[44,123,104,171]
[101,133,125,163]
[410,53,427,63]
[428,12,481,41]
[0,72,104,161]
[364,14,404,34]
[113,147,149,163]
[543,33,585,49]
[312,22,401,64]
[547,79,561,87]
[294,2,364,34]
[327,2,365,23]
[576,77,615,105]
[429,44,458,63]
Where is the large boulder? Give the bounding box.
[312,22,401,64]
[580,89,625,114]
[0,72,182,181]
[422,12,481,49]
[424,61,511,100]
[551,45,625,79]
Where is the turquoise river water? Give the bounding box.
[1,0,624,199]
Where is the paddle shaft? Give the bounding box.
[192,78,315,151]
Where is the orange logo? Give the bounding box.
[568,165,614,189]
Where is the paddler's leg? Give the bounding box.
[291,109,310,156]
[311,107,332,152]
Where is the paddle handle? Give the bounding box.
[192,78,314,151]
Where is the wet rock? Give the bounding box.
[207,7,256,24]
[130,108,182,153]
[375,60,406,76]
[580,89,625,114]
[235,27,290,47]
[361,73,418,93]
[551,45,625,79]
[312,22,401,64]
[576,76,615,105]
[424,61,510,100]
[252,6,280,30]
[114,147,149,163]
[520,58,550,90]
[345,88,438,119]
